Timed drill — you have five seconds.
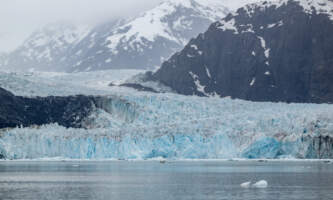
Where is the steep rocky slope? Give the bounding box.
[152,0,333,103]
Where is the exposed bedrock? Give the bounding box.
[151,0,333,103]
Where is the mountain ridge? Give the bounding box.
[67,0,231,72]
[1,0,262,72]
[147,0,333,103]
[0,22,90,72]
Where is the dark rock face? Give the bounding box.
[305,135,333,159]
[153,0,333,103]
[0,87,107,129]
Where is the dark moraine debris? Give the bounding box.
[0,87,113,129]
[119,83,158,93]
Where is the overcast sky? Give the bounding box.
[0,0,162,52]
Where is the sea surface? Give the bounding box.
[0,160,332,200]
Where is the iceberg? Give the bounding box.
[252,180,268,188]
[240,181,251,188]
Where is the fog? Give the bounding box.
[0,0,162,52]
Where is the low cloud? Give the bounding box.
[0,0,162,52]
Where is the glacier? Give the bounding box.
[0,70,333,160]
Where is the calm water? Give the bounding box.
[0,160,332,200]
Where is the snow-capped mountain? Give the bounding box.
[65,19,128,72]
[149,0,333,103]
[0,0,263,72]
[67,0,231,72]
[1,22,90,72]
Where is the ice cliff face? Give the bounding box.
[151,0,333,103]
[1,75,333,159]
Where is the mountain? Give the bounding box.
[1,22,90,72]
[0,0,263,72]
[68,0,231,72]
[64,19,128,72]
[150,0,333,103]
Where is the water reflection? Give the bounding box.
[0,161,332,200]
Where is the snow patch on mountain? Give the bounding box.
[106,5,179,54]
[244,0,333,20]
[267,20,284,28]
[189,71,206,95]
[106,0,229,55]
[217,18,239,33]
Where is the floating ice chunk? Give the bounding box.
[252,180,268,188]
[150,156,167,161]
[240,181,251,188]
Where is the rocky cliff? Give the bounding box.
[152,0,333,103]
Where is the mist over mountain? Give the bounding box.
[0,23,90,72]
[0,0,259,72]
[0,0,163,53]
[67,0,231,72]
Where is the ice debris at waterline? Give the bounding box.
[240,180,268,189]
[252,180,268,188]
[240,181,252,188]
[0,95,333,160]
